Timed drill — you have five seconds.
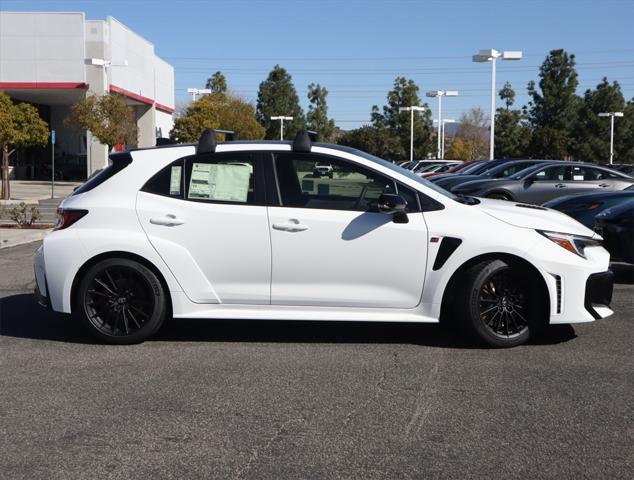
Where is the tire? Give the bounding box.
[75,258,167,344]
[486,192,513,201]
[457,259,538,348]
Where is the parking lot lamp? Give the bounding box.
[270,116,294,141]
[598,112,624,165]
[426,91,458,159]
[472,49,522,160]
[398,106,426,161]
[186,88,212,102]
[441,119,456,160]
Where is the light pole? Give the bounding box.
[85,58,128,93]
[187,88,212,102]
[426,91,458,159]
[598,112,624,165]
[441,119,456,160]
[398,106,426,161]
[270,116,294,140]
[472,49,522,160]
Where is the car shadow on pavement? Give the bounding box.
[1,293,577,348]
[0,294,576,348]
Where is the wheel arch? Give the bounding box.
[70,251,173,316]
[483,188,515,200]
[439,252,550,325]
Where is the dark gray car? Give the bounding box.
[434,159,555,192]
[451,162,634,204]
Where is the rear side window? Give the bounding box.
[141,159,185,198]
[72,153,131,196]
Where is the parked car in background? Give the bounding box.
[543,186,634,228]
[594,199,634,264]
[419,162,462,178]
[34,129,614,348]
[424,160,484,179]
[439,160,554,193]
[430,160,511,186]
[451,162,634,204]
[313,162,334,178]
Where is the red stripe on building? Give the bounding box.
[0,82,87,89]
[109,84,154,106]
[155,102,175,114]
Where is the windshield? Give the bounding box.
[460,161,491,175]
[336,147,457,200]
[508,164,548,180]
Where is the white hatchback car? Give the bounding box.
[34,130,614,347]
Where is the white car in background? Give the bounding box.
[34,130,614,347]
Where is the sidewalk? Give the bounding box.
[0,180,81,204]
[0,227,51,249]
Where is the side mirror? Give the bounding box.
[524,176,535,185]
[377,194,407,214]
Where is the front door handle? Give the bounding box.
[272,220,309,232]
[150,214,185,226]
[598,183,610,188]
[555,183,566,188]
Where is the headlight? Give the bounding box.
[537,230,602,258]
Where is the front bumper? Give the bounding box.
[584,271,614,319]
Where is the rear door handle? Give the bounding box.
[150,214,185,226]
[272,221,309,232]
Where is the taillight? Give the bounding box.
[54,209,88,230]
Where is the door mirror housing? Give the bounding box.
[524,176,535,186]
[377,194,407,214]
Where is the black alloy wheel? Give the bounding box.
[77,258,167,344]
[477,269,529,339]
[459,259,537,347]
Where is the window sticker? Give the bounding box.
[169,166,182,195]
[188,163,251,202]
[573,175,584,181]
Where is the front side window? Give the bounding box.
[274,153,418,212]
[532,165,569,182]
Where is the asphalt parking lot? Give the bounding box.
[1,242,632,479]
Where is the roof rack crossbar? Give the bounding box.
[197,129,237,154]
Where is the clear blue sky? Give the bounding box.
[2,0,633,129]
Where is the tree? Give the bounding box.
[0,92,49,199]
[494,83,531,158]
[499,81,516,110]
[206,71,227,94]
[526,49,580,159]
[615,99,634,163]
[572,78,628,163]
[371,77,433,161]
[66,93,137,151]
[306,83,336,142]
[337,125,402,160]
[170,92,264,143]
[454,107,490,161]
[256,65,305,140]
[445,137,474,161]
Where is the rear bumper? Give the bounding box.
[33,245,50,309]
[584,271,614,319]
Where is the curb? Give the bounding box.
[0,228,52,249]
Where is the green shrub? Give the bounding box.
[7,202,41,227]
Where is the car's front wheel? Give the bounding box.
[75,258,167,344]
[458,259,538,347]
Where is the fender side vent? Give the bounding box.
[555,274,562,314]
[432,237,462,271]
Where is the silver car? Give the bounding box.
[451,162,634,204]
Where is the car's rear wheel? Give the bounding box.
[458,259,536,347]
[486,192,512,201]
[76,258,167,344]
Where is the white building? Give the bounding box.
[0,12,175,179]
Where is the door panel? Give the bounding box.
[517,165,570,203]
[268,207,427,308]
[137,192,271,304]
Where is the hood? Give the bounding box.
[474,197,597,237]
[452,178,507,193]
